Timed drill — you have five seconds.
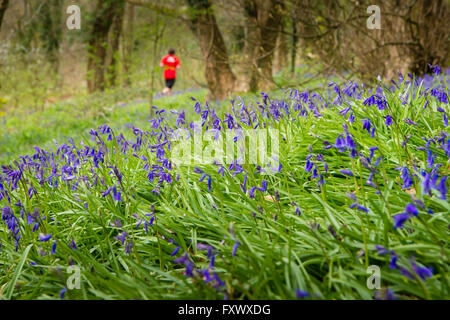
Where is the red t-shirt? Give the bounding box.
[160,54,180,79]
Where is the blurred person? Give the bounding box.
[160,48,181,95]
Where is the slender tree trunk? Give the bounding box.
[0,0,9,30]
[149,17,166,117]
[40,0,62,68]
[290,14,298,74]
[187,0,236,100]
[242,0,284,92]
[87,0,123,93]
[256,0,283,91]
[106,3,125,87]
[409,0,449,75]
[274,23,288,73]
[122,2,135,87]
[243,0,260,92]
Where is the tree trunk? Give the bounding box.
[290,13,299,74]
[0,0,9,30]
[242,0,284,92]
[87,0,124,93]
[187,0,236,100]
[409,0,449,75]
[122,2,135,87]
[39,0,62,67]
[274,23,288,73]
[242,0,260,92]
[106,3,125,87]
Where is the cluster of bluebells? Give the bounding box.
[376,244,433,281]
[304,145,327,186]
[170,239,226,295]
[0,68,448,299]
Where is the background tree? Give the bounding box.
[105,2,125,87]
[39,0,63,67]
[186,0,236,100]
[122,2,135,86]
[241,0,285,91]
[87,0,125,93]
[0,0,9,30]
[292,0,450,80]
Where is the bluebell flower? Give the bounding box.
[209,254,216,269]
[369,147,378,160]
[112,185,122,202]
[115,231,129,245]
[404,118,418,126]
[361,118,372,134]
[59,288,67,299]
[427,64,440,75]
[421,172,433,195]
[374,289,395,300]
[410,259,433,280]
[232,241,240,257]
[296,289,310,299]
[197,243,214,258]
[375,245,389,255]
[305,160,314,172]
[399,167,414,188]
[258,180,268,192]
[405,202,418,215]
[69,239,77,251]
[393,213,411,229]
[340,169,354,177]
[435,176,447,200]
[101,186,113,197]
[213,273,225,288]
[38,234,52,242]
[125,242,133,254]
[349,203,369,212]
[426,150,436,168]
[248,187,256,199]
[173,252,195,277]
[399,266,415,280]
[171,246,181,257]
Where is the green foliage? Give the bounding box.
[0,74,448,300]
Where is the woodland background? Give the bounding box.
[0,0,448,104]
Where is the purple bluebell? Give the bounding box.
[232,241,240,257]
[399,266,415,280]
[404,203,418,216]
[69,239,77,251]
[393,213,410,229]
[404,118,418,126]
[374,289,395,300]
[59,288,67,299]
[173,252,195,277]
[375,245,389,255]
[427,64,440,75]
[410,259,433,280]
[296,289,310,299]
[340,169,354,177]
[115,231,129,245]
[349,203,369,212]
[38,234,52,242]
[435,176,447,200]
